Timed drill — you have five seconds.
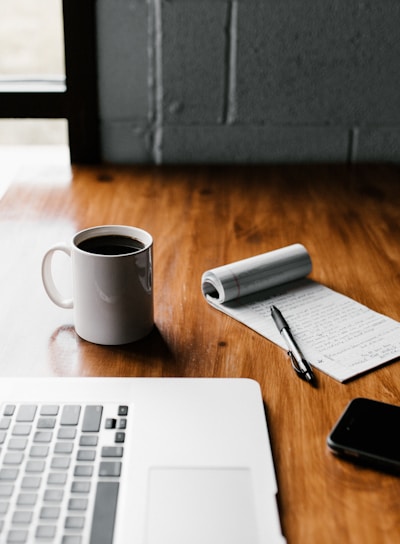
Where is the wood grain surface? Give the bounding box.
[1,154,400,543]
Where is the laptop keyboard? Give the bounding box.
[0,402,128,543]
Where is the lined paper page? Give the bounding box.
[209,278,400,382]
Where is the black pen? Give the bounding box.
[271,305,315,385]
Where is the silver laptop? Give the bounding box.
[0,377,285,543]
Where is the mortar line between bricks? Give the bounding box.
[348,127,359,164]
[223,0,238,125]
[152,0,163,164]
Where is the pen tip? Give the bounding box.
[305,372,317,386]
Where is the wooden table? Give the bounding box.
[1,149,400,543]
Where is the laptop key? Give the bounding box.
[77,450,96,462]
[117,405,128,416]
[58,428,76,440]
[3,453,24,465]
[6,529,28,543]
[74,465,93,478]
[0,469,19,481]
[55,442,74,454]
[12,510,32,524]
[16,405,37,422]
[40,405,59,416]
[12,425,31,437]
[25,460,45,473]
[68,497,88,510]
[7,439,27,451]
[44,489,64,502]
[82,406,103,432]
[0,484,14,496]
[21,476,41,489]
[71,481,91,494]
[36,525,56,538]
[118,418,127,429]
[0,418,11,430]
[0,502,8,514]
[98,462,121,477]
[114,432,125,443]
[65,515,85,529]
[47,473,67,486]
[79,435,98,447]
[29,445,49,458]
[61,406,81,426]
[101,446,123,458]
[33,431,52,443]
[37,417,56,429]
[51,457,71,470]
[105,419,116,430]
[90,481,119,544]
[40,506,60,519]
[3,405,15,417]
[62,535,83,544]
[17,493,37,506]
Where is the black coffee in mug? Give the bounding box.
[78,234,145,255]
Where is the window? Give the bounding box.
[0,0,100,163]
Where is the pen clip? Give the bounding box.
[287,351,307,378]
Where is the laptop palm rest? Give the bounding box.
[146,467,259,544]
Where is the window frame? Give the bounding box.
[0,0,100,163]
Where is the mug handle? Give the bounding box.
[41,243,73,309]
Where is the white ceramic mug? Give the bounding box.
[42,225,153,345]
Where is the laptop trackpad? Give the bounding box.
[146,467,259,544]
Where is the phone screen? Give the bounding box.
[327,398,400,470]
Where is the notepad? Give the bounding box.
[201,244,400,382]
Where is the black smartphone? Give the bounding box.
[327,397,400,473]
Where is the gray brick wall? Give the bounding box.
[96,0,400,164]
